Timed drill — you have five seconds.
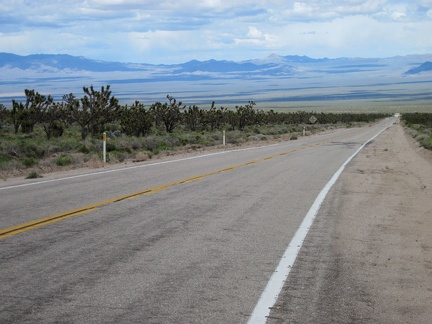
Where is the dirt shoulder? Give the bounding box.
[269,121,432,323]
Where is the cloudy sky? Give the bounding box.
[1,0,432,64]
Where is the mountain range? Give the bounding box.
[404,61,432,75]
[0,52,431,106]
[0,52,431,75]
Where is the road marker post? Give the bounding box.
[103,132,107,166]
[223,130,226,146]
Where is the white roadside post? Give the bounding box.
[223,130,226,146]
[103,132,107,166]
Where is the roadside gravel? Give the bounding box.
[268,121,432,323]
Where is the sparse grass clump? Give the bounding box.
[401,113,432,150]
[56,153,74,166]
[0,154,13,166]
[78,144,91,154]
[26,171,43,179]
[21,157,38,168]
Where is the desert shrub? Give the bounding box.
[422,138,432,150]
[55,138,80,152]
[0,96,396,175]
[405,119,432,151]
[401,113,432,126]
[109,151,131,162]
[405,128,418,138]
[0,154,12,166]
[415,133,429,142]
[130,139,143,150]
[173,132,211,146]
[165,135,180,147]
[415,133,432,150]
[152,142,172,155]
[56,153,74,166]
[105,142,116,152]
[211,132,222,141]
[226,130,245,145]
[18,141,45,159]
[249,134,267,141]
[142,135,171,152]
[200,133,219,146]
[78,144,91,154]
[21,157,38,168]
[113,138,134,152]
[260,125,290,135]
[26,171,43,179]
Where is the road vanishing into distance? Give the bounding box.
[0,118,395,324]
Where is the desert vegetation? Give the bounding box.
[0,85,393,179]
[401,113,432,150]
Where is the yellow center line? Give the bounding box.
[0,138,335,239]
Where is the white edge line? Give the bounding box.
[0,126,358,191]
[0,144,278,191]
[0,127,358,191]
[247,121,393,324]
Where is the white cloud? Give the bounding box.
[1,0,432,63]
[127,30,219,63]
[334,0,386,15]
[247,26,264,39]
[234,26,276,48]
[292,2,315,16]
[391,11,407,19]
[91,0,145,4]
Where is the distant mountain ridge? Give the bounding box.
[1,52,430,75]
[0,53,144,72]
[404,61,432,75]
[0,52,299,74]
[1,52,432,107]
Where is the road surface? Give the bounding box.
[1,118,404,323]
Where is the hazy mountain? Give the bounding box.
[0,52,292,75]
[175,59,270,73]
[1,52,432,76]
[1,52,431,106]
[0,53,147,72]
[248,54,331,65]
[404,61,432,75]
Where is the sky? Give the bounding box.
[1,0,432,64]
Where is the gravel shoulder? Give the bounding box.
[268,121,432,323]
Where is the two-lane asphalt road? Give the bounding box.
[0,118,394,323]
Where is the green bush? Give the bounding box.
[56,153,74,166]
[21,157,38,168]
[26,171,43,179]
[106,142,116,152]
[152,142,172,155]
[416,134,432,150]
[111,151,131,162]
[18,142,45,159]
[0,154,12,166]
[226,131,246,144]
[142,135,172,152]
[78,144,91,154]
